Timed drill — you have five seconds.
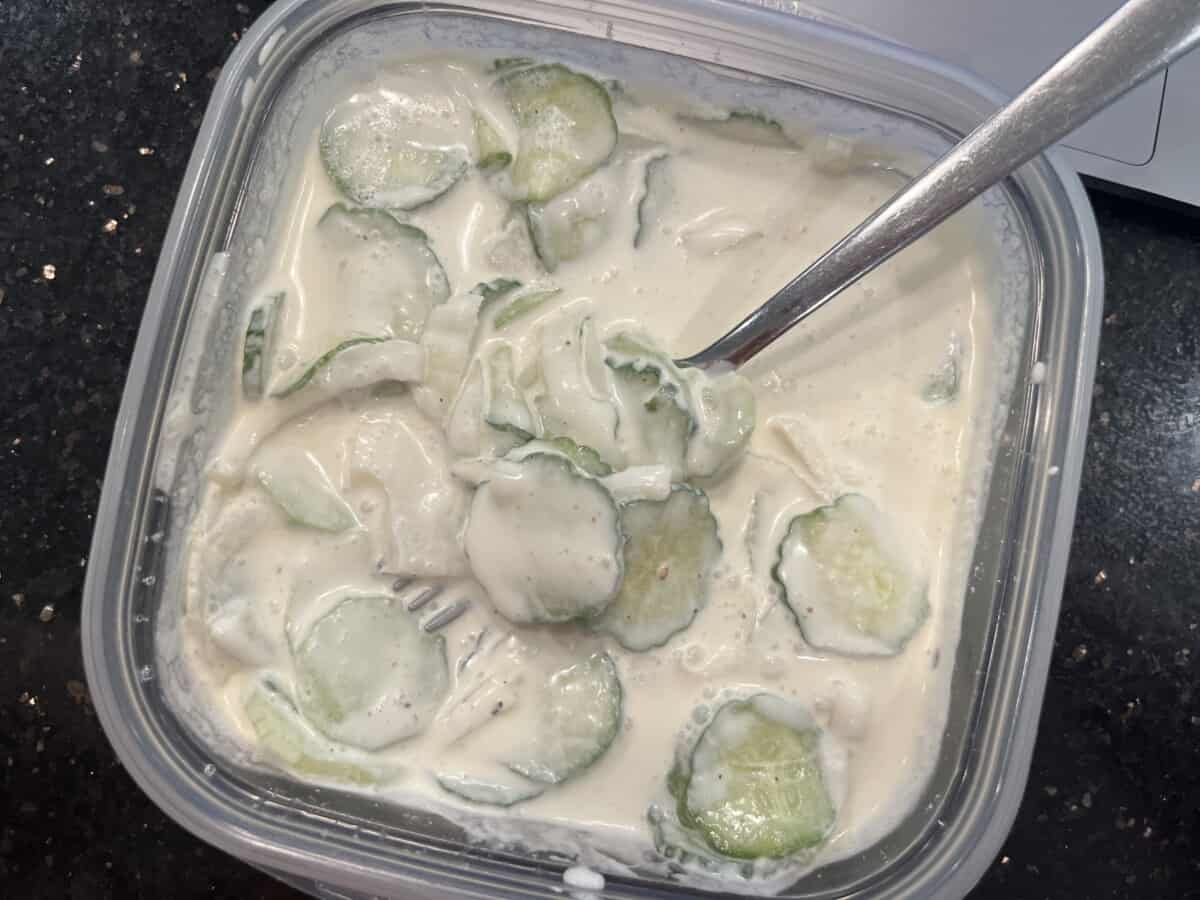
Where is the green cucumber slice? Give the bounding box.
[596,487,721,651]
[314,204,450,342]
[242,292,283,401]
[506,652,622,784]
[609,363,691,479]
[320,84,470,209]
[508,436,612,478]
[605,331,755,479]
[445,350,536,458]
[533,312,621,463]
[484,345,536,436]
[672,696,835,859]
[351,400,470,577]
[474,114,513,172]
[634,155,670,249]
[293,593,449,751]
[682,368,756,479]
[413,293,482,423]
[436,768,544,807]
[463,453,622,624]
[252,445,358,532]
[243,679,392,785]
[272,337,422,398]
[498,64,618,202]
[527,140,667,271]
[682,110,796,148]
[773,494,927,656]
[492,288,561,330]
[473,277,523,305]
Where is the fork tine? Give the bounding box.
[406,584,440,611]
[423,598,469,632]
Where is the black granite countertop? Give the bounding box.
[2,2,1197,898]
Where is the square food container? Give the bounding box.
[82,0,1103,897]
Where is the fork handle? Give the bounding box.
[678,0,1200,369]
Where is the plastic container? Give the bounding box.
[82,1,1103,897]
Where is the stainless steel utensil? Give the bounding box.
[677,0,1200,369]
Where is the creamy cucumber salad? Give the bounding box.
[177,54,1005,892]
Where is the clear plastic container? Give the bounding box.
[82,1,1103,897]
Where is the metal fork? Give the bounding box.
[392,577,470,631]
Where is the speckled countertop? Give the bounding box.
[1,2,1197,898]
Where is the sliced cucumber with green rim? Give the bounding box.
[773,494,927,656]
[671,696,835,859]
[492,288,561,330]
[473,277,523,305]
[596,487,721,651]
[508,436,612,478]
[243,678,392,785]
[252,445,358,532]
[242,292,283,401]
[682,368,756,479]
[483,344,536,437]
[436,768,544,807]
[272,337,423,399]
[413,293,483,423]
[293,592,449,751]
[314,204,450,342]
[528,140,667,271]
[506,652,622,784]
[682,110,796,148]
[533,312,621,464]
[463,452,622,624]
[497,64,618,202]
[474,114,512,172]
[634,155,669,249]
[320,82,470,209]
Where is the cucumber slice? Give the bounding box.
[506,652,622,784]
[533,311,621,463]
[498,64,618,202]
[315,204,450,342]
[474,277,523,305]
[596,487,721,651]
[492,288,561,330]
[600,464,673,503]
[413,292,483,423]
[672,696,835,859]
[528,140,667,271]
[320,84,470,209]
[634,155,669,249]
[445,350,536,458]
[252,445,358,532]
[484,345,536,436]
[508,436,612,478]
[474,114,513,172]
[242,292,283,401]
[243,679,391,785]
[682,110,796,148]
[352,400,470,577]
[682,368,756,479]
[293,593,449,751]
[272,337,423,398]
[463,453,622,624]
[609,363,691,479]
[605,331,756,479]
[436,769,544,807]
[773,494,927,656]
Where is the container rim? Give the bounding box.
[82,1,1103,898]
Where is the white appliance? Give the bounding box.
[765,0,1200,205]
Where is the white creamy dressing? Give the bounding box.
[176,57,1006,891]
